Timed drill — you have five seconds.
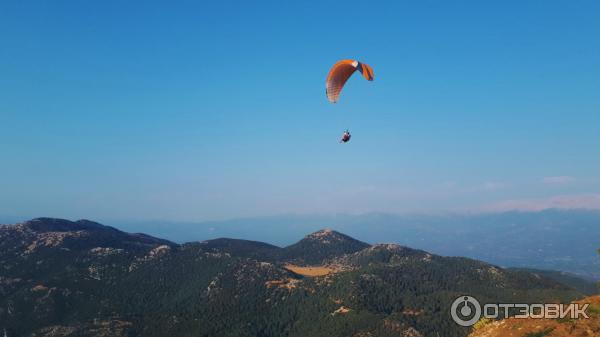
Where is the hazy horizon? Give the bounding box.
[4,205,600,226]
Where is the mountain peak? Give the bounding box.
[5,218,174,251]
[304,229,358,242]
[283,229,370,264]
[310,228,334,235]
[22,217,112,232]
[305,228,339,240]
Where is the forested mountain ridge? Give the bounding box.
[0,218,588,337]
[282,229,370,264]
[114,210,600,279]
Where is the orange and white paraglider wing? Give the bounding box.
[358,63,374,81]
[325,60,358,103]
[325,60,374,103]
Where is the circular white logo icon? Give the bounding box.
[451,295,482,326]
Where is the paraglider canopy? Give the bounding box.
[325,60,374,103]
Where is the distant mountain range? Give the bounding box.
[0,218,595,337]
[101,209,600,280]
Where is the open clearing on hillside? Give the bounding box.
[284,264,333,277]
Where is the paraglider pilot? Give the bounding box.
[340,130,351,143]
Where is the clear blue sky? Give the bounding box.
[1,1,599,222]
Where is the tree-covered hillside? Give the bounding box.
[0,218,588,337]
